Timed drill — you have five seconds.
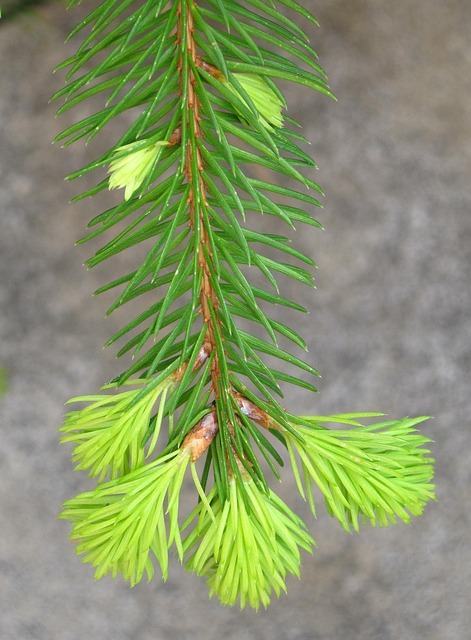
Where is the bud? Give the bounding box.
[108,140,168,200]
[192,342,212,372]
[182,411,219,462]
[234,393,269,428]
[234,392,281,430]
[227,73,285,129]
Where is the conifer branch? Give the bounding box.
[55,0,435,609]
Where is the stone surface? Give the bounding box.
[0,1,469,638]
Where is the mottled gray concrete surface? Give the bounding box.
[1,1,470,639]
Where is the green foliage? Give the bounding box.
[183,473,315,609]
[59,377,175,480]
[60,450,190,584]
[0,366,7,395]
[56,0,435,608]
[285,414,435,531]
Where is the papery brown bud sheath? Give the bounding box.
[182,410,219,462]
[234,393,276,429]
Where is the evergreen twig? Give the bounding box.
[56,0,435,609]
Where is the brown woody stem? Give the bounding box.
[177,0,223,401]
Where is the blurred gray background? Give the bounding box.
[1,1,470,638]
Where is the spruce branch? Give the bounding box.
[56,0,435,608]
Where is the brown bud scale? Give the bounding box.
[182,410,219,462]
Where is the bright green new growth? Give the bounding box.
[225,73,285,129]
[60,450,190,585]
[183,473,314,609]
[108,140,170,200]
[55,0,435,609]
[285,414,435,531]
[60,377,175,480]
